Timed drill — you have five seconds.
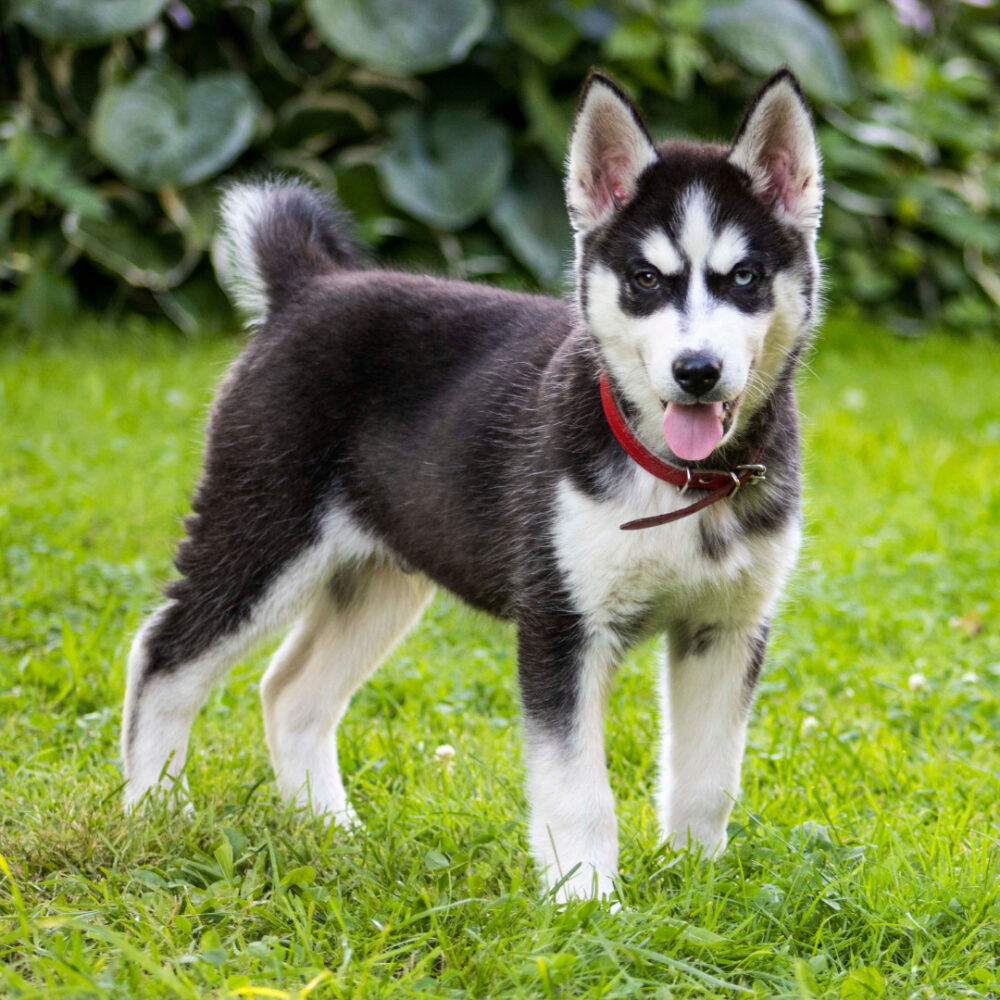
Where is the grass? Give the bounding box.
[1,313,999,998]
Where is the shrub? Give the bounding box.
[0,0,997,335]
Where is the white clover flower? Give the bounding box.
[908,672,927,692]
[800,716,820,737]
[843,388,866,410]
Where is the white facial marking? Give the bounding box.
[707,225,748,275]
[583,174,818,457]
[677,186,715,267]
[586,262,677,443]
[641,230,684,276]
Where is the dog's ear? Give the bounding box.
[566,72,658,233]
[728,70,822,231]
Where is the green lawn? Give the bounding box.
[1,316,999,998]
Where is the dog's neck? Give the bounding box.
[582,330,798,473]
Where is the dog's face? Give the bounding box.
[566,72,822,461]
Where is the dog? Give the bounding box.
[122,68,822,901]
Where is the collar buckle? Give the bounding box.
[599,371,771,528]
[678,466,692,496]
[731,463,767,495]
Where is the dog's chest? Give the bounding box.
[552,471,758,627]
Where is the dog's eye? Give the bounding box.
[632,269,661,291]
[732,268,756,287]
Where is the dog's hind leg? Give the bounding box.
[121,517,352,810]
[123,604,253,809]
[260,561,432,824]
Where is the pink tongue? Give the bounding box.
[663,402,725,461]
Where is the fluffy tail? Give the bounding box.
[215,180,362,329]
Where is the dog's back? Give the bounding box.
[214,185,586,613]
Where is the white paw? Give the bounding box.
[327,801,364,834]
[665,826,727,856]
[123,775,192,815]
[293,789,365,834]
[550,865,618,905]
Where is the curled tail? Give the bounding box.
[216,180,362,329]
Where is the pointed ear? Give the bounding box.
[728,70,823,231]
[566,72,658,233]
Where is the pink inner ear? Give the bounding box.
[588,150,637,219]
[762,149,804,216]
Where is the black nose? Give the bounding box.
[672,352,722,397]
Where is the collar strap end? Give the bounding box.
[599,371,767,530]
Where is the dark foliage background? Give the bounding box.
[1,0,998,336]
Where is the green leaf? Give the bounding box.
[378,108,511,230]
[91,65,259,191]
[602,16,664,61]
[11,269,77,332]
[160,184,220,253]
[489,153,571,288]
[130,867,169,889]
[0,126,108,220]
[840,966,885,1000]
[280,865,316,888]
[503,4,579,65]
[306,0,493,75]
[155,271,234,334]
[969,25,1000,63]
[790,820,833,851]
[222,827,249,858]
[63,206,200,290]
[331,162,400,245]
[424,849,450,871]
[970,967,997,987]
[14,0,169,46]
[703,0,854,102]
[794,957,820,998]
[274,91,379,151]
[926,199,1000,255]
[676,923,730,950]
[520,63,572,168]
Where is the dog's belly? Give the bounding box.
[552,472,799,634]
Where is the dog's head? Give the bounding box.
[567,71,822,462]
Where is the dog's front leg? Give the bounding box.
[518,618,620,902]
[658,620,768,854]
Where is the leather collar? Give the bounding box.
[599,371,767,531]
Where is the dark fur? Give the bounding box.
[133,73,810,747]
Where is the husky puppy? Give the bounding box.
[122,69,822,901]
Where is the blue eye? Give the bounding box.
[732,269,756,287]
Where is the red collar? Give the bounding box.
[599,371,766,531]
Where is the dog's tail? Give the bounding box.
[215,179,363,330]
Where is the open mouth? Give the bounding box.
[659,394,742,462]
[721,396,740,435]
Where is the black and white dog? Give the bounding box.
[123,69,822,901]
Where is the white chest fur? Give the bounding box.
[552,469,800,631]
